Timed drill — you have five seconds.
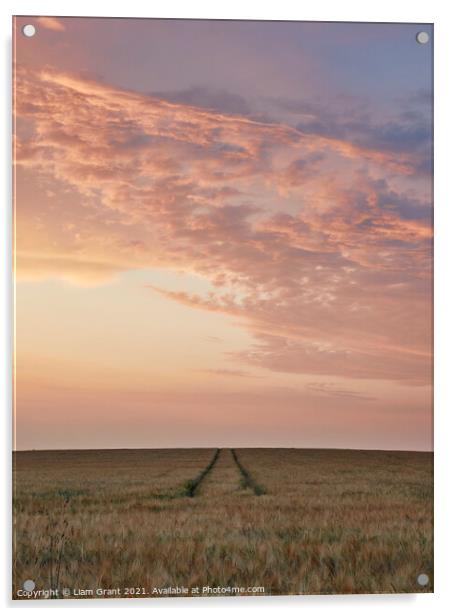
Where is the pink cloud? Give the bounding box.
[35,17,66,32]
[14,67,432,384]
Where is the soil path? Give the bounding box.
[196,448,250,497]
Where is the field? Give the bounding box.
[13,448,433,599]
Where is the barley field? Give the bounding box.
[12,448,433,599]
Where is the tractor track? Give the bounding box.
[231,449,266,495]
[182,448,220,497]
[183,448,266,497]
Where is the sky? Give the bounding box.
[13,17,433,451]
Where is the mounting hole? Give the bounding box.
[22,24,36,38]
[417,573,429,586]
[23,579,35,591]
[416,31,429,45]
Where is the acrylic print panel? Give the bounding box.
[12,17,433,600]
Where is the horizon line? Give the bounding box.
[13,445,434,454]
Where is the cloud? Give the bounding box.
[305,382,377,401]
[16,253,125,286]
[152,86,253,117]
[234,333,430,385]
[197,368,258,378]
[36,17,66,32]
[270,91,432,176]
[14,67,432,383]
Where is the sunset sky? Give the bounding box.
[13,17,433,451]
